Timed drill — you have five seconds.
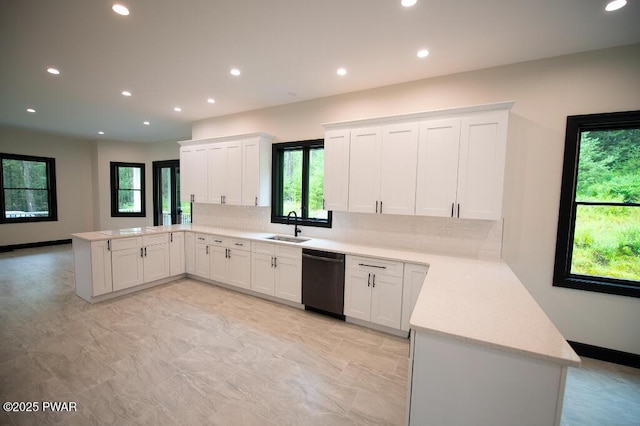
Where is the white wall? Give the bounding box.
[0,127,182,245]
[192,44,640,355]
[92,139,180,231]
[0,126,94,246]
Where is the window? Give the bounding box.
[0,153,57,223]
[554,110,640,298]
[272,139,332,228]
[110,162,146,217]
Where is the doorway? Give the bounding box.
[152,160,191,226]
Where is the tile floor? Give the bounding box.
[0,244,638,425]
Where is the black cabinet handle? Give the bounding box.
[255,196,258,206]
[359,263,387,269]
[457,203,460,218]
[140,247,143,258]
[367,273,371,287]
[372,274,376,288]
[107,240,111,251]
[380,201,383,214]
[375,200,378,214]
[451,202,454,218]
[206,245,209,255]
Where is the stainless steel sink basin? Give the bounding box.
[265,235,310,243]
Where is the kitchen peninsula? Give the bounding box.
[71,225,579,425]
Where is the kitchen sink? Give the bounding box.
[265,235,310,243]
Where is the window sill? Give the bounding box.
[553,276,640,299]
[271,214,332,229]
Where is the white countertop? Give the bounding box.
[71,224,580,367]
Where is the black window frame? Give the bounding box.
[110,161,146,218]
[0,153,58,223]
[271,139,332,228]
[553,110,640,298]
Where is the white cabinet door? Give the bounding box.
[323,129,350,211]
[379,122,419,215]
[208,144,226,205]
[225,141,243,205]
[90,240,112,296]
[179,146,194,203]
[251,252,275,295]
[194,239,210,279]
[228,248,251,290]
[402,263,429,332]
[242,136,271,206]
[344,269,372,321]
[210,245,229,283]
[184,232,195,274]
[416,118,461,217]
[112,247,144,291]
[457,111,508,220]
[144,243,170,282]
[348,127,381,213]
[208,141,243,205]
[169,232,185,276]
[274,255,301,303]
[181,145,208,203]
[370,273,403,329]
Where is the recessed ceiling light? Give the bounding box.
[143,121,150,125]
[605,0,627,11]
[417,49,430,58]
[47,68,60,75]
[337,68,347,76]
[122,91,132,97]
[98,131,105,135]
[401,0,417,7]
[112,4,130,16]
[174,107,182,112]
[230,68,241,76]
[26,108,36,113]
[207,98,215,104]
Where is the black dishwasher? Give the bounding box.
[302,249,345,319]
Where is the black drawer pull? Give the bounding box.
[358,263,387,269]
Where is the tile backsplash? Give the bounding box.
[193,204,503,260]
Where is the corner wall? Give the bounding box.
[0,126,94,246]
[192,44,640,355]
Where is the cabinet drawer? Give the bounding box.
[111,236,142,251]
[275,245,301,259]
[143,233,169,246]
[252,241,274,255]
[209,235,228,246]
[346,255,404,278]
[229,238,249,251]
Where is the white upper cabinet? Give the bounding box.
[347,123,419,215]
[242,137,272,207]
[323,129,350,211]
[208,141,242,205]
[179,133,274,206]
[348,127,382,214]
[416,110,509,220]
[180,144,208,203]
[416,118,462,217]
[323,101,512,220]
[379,122,419,215]
[456,111,509,220]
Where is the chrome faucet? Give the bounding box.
[287,211,302,237]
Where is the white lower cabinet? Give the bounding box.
[194,234,211,279]
[344,255,404,329]
[184,232,195,274]
[90,240,113,296]
[209,236,251,290]
[169,232,185,276]
[111,237,144,291]
[111,234,171,291]
[250,242,302,303]
[401,263,429,332]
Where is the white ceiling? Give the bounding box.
[1,0,639,143]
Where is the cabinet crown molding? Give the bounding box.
[178,132,275,146]
[322,101,515,130]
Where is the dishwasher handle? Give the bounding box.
[302,253,345,264]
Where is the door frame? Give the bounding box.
[152,160,180,226]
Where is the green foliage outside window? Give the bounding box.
[571,129,640,281]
